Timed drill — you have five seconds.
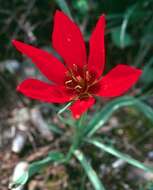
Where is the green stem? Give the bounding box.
[65,114,86,162]
[74,149,106,190]
[77,112,87,129]
[65,133,80,162]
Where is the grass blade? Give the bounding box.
[29,151,64,176]
[87,138,153,173]
[74,149,106,190]
[85,96,153,137]
[120,5,136,48]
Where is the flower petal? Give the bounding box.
[17,78,72,103]
[12,40,67,85]
[52,10,87,69]
[88,15,106,78]
[70,97,95,119]
[97,64,142,97]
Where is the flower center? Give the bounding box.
[65,64,98,99]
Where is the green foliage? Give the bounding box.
[28,152,64,177]
[87,138,153,173]
[111,27,133,48]
[85,96,153,137]
[74,150,106,190]
[12,94,153,190]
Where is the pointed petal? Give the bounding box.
[52,10,87,69]
[97,64,142,97]
[70,97,95,119]
[88,15,106,78]
[12,40,67,85]
[17,78,72,103]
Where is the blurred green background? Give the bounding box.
[1,0,153,190]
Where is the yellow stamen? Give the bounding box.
[74,85,82,91]
[65,80,73,85]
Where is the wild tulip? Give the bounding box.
[12,10,142,119]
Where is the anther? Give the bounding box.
[74,85,82,92]
[65,80,73,86]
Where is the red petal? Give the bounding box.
[12,40,67,85]
[88,15,106,78]
[17,78,72,103]
[52,10,87,69]
[70,97,95,119]
[97,64,142,97]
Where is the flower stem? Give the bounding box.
[64,114,86,163]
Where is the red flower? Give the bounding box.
[12,10,142,119]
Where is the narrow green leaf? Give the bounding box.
[120,5,136,48]
[57,101,76,126]
[74,149,106,190]
[77,113,87,129]
[87,139,153,173]
[29,152,64,177]
[55,0,72,18]
[58,101,73,115]
[111,27,133,48]
[65,115,86,162]
[85,96,153,137]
